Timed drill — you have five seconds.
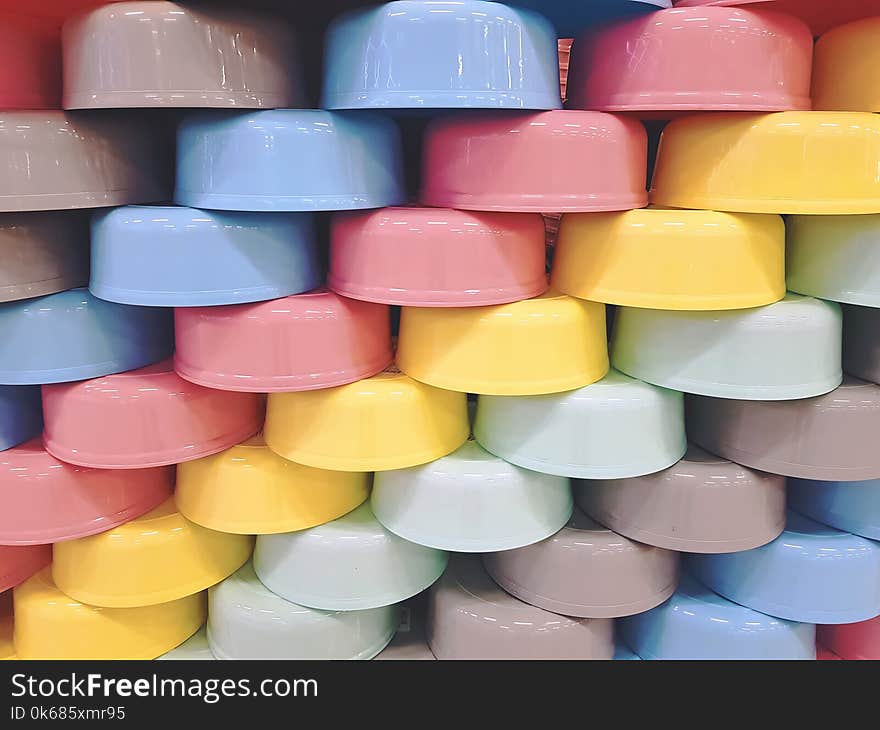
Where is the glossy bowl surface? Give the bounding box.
[208,562,398,660]
[175,110,405,212]
[612,294,842,400]
[52,497,254,608]
[567,7,812,114]
[474,369,686,479]
[372,440,573,553]
[687,377,880,481]
[0,288,172,385]
[650,112,880,214]
[690,511,880,624]
[553,208,785,310]
[322,1,561,110]
[90,206,321,307]
[63,1,303,109]
[254,503,448,612]
[397,292,609,395]
[329,207,548,307]
[421,110,648,213]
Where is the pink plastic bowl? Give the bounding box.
[818,618,880,660]
[421,110,648,213]
[566,7,812,115]
[174,289,393,392]
[0,439,172,544]
[672,0,879,36]
[0,13,61,109]
[0,544,51,592]
[328,207,549,307]
[42,359,263,469]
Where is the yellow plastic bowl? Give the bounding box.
[265,368,469,472]
[0,591,13,660]
[397,292,609,395]
[650,112,880,215]
[52,498,253,608]
[13,569,206,660]
[176,434,370,534]
[552,209,785,310]
[813,18,880,112]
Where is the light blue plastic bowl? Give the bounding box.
[511,0,671,37]
[175,110,405,212]
[689,511,880,625]
[322,1,562,110]
[619,573,816,660]
[89,206,321,307]
[789,477,880,541]
[0,288,172,385]
[0,385,41,451]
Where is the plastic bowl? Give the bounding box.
[553,209,785,310]
[264,368,469,472]
[397,292,609,396]
[421,110,648,212]
[672,0,880,36]
[618,573,816,660]
[175,110,404,212]
[612,294,842,400]
[174,289,392,393]
[650,112,880,214]
[62,1,302,109]
[789,478,880,541]
[159,626,214,661]
[0,386,41,451]
[687,377,880,480]
[690,511,880,624]
[814,18,880,112]
[0,13,60,108]
[176,434,369,535]
[208,562,398,660]
[512,0,670,36]
[0,211,89,304]
[818,617,880,661]
[0,590,12,660]
[254,502,448,612]
[474,369,686,479]
[427,555,614,659]
[0,288,173,385]
[483,508,679,618]
[787,215,880,307]
[52,497,253,608]
[0,438,172,545]
[13,569,205,660]
[328,207,548,307]
[844,304,880,385]
[371,440,573,553]
[0,545,51,593]
[42,359,263,469]
[90,206,321,307]
[322,1,561,110]
[576,445,786,553]
[0,111,168,212]
[567,7,811,115]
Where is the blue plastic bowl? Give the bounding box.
[619,574,816,660]
[322,1,562,110]
[511,0,671,37]
[175,110,405,212]
[789,477,880,541]
[0,385,41,450]
[689,511,880,625]
[0,288,173,385]
[90,206,321,307]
